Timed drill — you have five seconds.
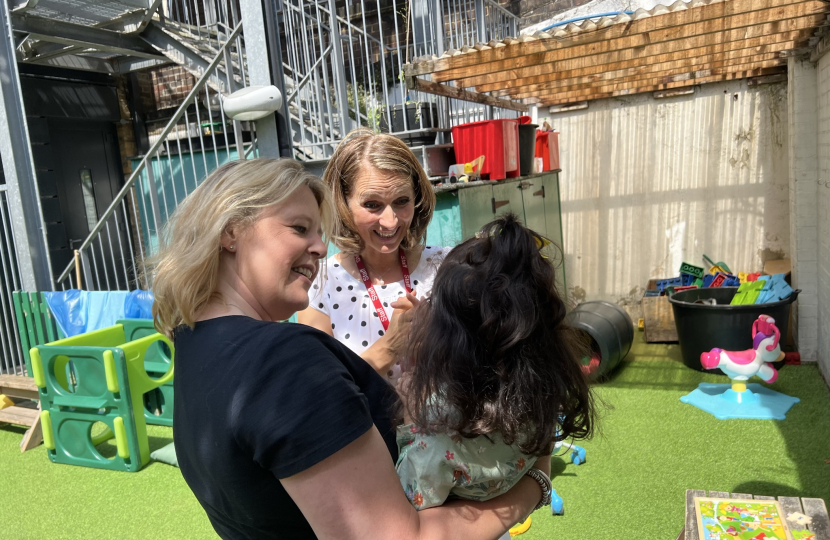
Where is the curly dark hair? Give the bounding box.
[403,214,595,456]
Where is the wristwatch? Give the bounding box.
[525,468,552,512]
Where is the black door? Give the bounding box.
[49,119,133,290]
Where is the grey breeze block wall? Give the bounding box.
[788,56,829,379]
[815,56,830,383]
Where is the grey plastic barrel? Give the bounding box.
[565,301,634,381]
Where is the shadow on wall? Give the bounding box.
[552,79,790,314]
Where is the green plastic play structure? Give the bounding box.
[121,319,174,427]
[29,320,174,472]
[11,291,66,376]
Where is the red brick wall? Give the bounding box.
[115,75,137,174]
[150,66,195,111]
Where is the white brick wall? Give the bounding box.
[788,57,820,364]
[815,55,830,382]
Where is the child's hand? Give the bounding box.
[386,292,421,357]
[390,291,420,312]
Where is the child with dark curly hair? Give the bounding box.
[396,214,596,517]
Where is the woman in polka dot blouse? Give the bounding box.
[298,129,449,382]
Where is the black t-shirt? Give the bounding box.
[173,316,400,540]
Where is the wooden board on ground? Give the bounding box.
[0,375,43,452]
[0,403,38,425]
[19,408,42,452]
[0,374,39,400]
[683,489,830,540]
[642,295,679,342]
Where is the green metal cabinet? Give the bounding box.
[425,172,566,297]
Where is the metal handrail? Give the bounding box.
[483,0,519,22]
[55,21,244,286]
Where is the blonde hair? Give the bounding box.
[323,128,435,255]
[149,159,333,337]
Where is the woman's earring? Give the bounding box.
[229,245,235,251]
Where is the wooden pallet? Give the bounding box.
[0,374,43,452]
[642,278,679,343]
[679,489,830,540]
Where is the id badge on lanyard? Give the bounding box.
[354,248,411,331]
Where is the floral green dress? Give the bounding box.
[396,423,537,510]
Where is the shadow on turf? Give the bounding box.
[730,481,804,498]
[94,434,174,459]
[1,424,27,436]
[596,358,728,391]
[549,455,578,490]
[769,366,830,502]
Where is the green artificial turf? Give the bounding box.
[1,336,829,539]
[521,338,830,539]
[0,423,214,540]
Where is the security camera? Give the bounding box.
[221,85,283,121]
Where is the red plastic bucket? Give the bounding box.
[451,119,520,180]
[535,131,560,172]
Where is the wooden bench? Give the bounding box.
[0,374,42,452]
[678,489,830,540]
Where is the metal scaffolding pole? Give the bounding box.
[0,2,53,291]
[238,0,281,158]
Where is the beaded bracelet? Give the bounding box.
[525,468,552,512]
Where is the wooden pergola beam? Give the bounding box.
[510,57,784,100]
[407,78,529,112]
[465,22,815,93]
[538,66,785,106]
[524,59,784,103]
[496,49,787,100]
[427,1,825,83]
[403,0,828,109]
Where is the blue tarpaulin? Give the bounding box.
[43,290,154,338]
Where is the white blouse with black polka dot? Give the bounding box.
[307,246,449,381]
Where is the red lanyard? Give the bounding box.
[354,248,411,332]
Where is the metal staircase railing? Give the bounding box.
[48,0,520,291]
[55,21,252,291]
[279,0,521,162]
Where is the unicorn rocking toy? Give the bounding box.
[680,315,800,420]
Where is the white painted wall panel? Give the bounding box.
[543,80,790,319]
[815,54,830,381]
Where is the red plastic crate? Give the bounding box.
[535,131,560,172]
[451,119,520,180]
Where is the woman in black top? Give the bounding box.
[150,158,548,540]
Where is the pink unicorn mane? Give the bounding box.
[752,316,780,351]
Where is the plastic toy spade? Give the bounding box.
[680,315,800,420]
[702,254,731,275]
[448,155,485,183]
[550,489,564,515]
[508,516,532,536]
[555,440,586,465]
[570,445,586,465]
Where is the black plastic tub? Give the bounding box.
[668,287,800,373]
[518,124,538,176]
[565,301,634,381]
